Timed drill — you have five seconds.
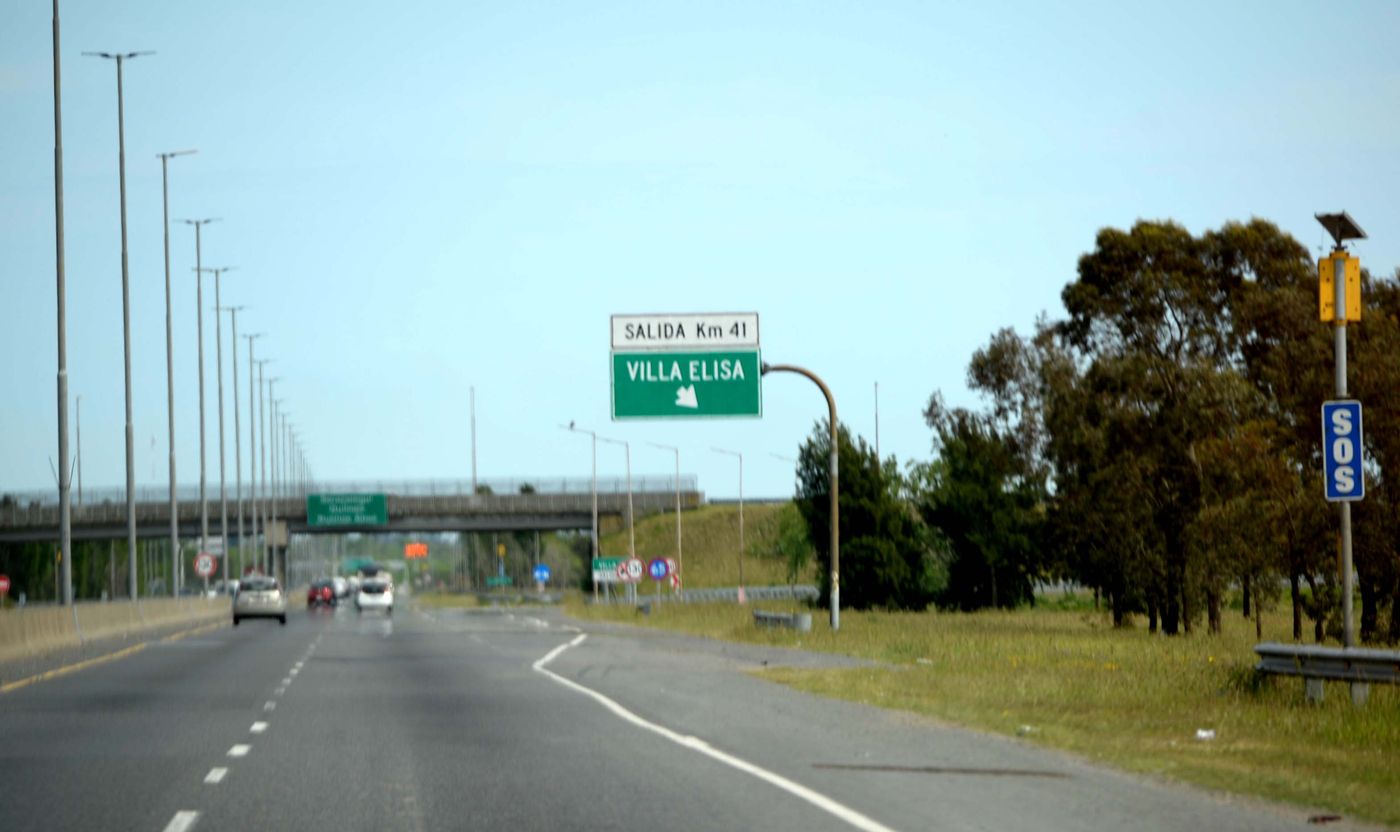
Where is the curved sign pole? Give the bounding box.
[761,362,839,631]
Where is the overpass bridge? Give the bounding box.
[0,477,702,545]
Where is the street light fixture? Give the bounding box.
[712,447,745,599]
[180,218,217,569]
[648,442,682,589]
[561,423,599,599]
[203,267,235,586]
[85,49,153,599]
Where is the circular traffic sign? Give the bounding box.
[0,574,10,595]
[194,552,217,579]
[648,558,669,581]
[533,563,551,583]
[669,572,681,591]
[624,558,644,583]
[616,561,631,581]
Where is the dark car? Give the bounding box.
[307,579,337,608]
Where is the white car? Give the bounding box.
[355,578,394,616]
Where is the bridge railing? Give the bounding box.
[1,475,697,509]
[0,490,705,530]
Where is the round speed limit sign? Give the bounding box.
[194,552,217,579]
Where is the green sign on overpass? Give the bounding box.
[307,493,388,527]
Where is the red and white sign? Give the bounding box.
[669,572,681,591]
[615,558,644,584]
[0,574,10,595]
[194,552,217,579]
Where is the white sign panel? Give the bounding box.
[611,313,759,351]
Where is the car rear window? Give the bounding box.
[363,582,388,594]
[243,577,279,592]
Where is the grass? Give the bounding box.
[599,503,810,588]
[565,517,1400,829]
[413,591,484,609]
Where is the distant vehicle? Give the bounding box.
[307,579,337,608]
[234,576,287,626]
[331,576,350,599]
[355,578,394,616]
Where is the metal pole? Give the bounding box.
[470,386,477,493]
[1333,247,1354,650]
[86,50,150,600]
[268,385,279,576]
[649,442,682,590]
[247,340,262,573]
[208,269,232,588]
[227,309,245,576]
[183,219,213,570]
[257,362,268,573]
[160,155,187,596]
[53,0,73,606]
[763,362,840,630]
[76,396,82,507]
[874,381,880,461]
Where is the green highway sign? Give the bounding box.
[486,575,513,587]
[611,350,761,419]
[307,493,388,527]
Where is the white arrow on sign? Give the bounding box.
[675,385,698,409]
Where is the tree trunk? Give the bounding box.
[1390,584,1400,645]
[1148,597,1159,634]
[1163,571,1180,636]
[1305,574,1325,643]
[1290,572,1302,641]
[1207,589,1222,635]
[1241,575,1252,618]
[1254,600,1263,640]
[1111,591,1126,628]
[1360,580,1378,644]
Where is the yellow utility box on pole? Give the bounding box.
[1319,253,1361,322]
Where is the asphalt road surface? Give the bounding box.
[0,601,1371,831]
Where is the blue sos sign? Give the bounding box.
[1322,400,1364,502]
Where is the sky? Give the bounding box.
[4,0,1400,501]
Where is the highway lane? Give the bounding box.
[0,602,1372,831]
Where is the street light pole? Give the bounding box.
[597,436,634,561]
[159,153,197,596]
[224,307,246,575]
[266,380,280,574]
[712,447,744,599]
[563,423,600,599]
[52,0,73,605]
[181,218,216,571]
[255,359,270,573]
[470,386,477,494]
[246,339,263,573]
[649,442,682,589]
[203,267,235,588]
[85,49,151,600]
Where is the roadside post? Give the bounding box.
[1315,211,1367,706]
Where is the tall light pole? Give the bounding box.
[562,423,599,598]
[649,442,682,589]
[84,49,152,600]
[470,386,478,493]
[75,395,83,507]
[266,379,280,574]
[203,267,235,587]
[255,359,271,573]
[712,447,744,599]
[53,1,73,605]
[223,307,246,575]
[246,338,263,573]
[597,436,634,562]
[181,218,216,568]
[158,154,198,597]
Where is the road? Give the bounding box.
[0,601,1365,831]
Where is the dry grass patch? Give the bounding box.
[599,503,806,588]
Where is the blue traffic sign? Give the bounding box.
[1322,400,1364,502]
[533,563,551,583]
[648,558,669,581]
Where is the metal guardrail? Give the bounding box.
[753,609,813,631]
[593,585,819,606]
[1254,642,1400,705]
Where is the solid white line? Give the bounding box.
[162,810,199,832]
[532,635,898,832]
[204,767,228,784]
[227,744,251,758]
[250,721,268,734]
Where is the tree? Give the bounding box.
[795,421,934,610]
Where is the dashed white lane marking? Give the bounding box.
[281,676,292,685]
[289,668,299,676]
[264,701,276,712]
[533,635,899,832]
[274,686,286,696]
[250,721,268,734]
[204,767,228,784]
[227,744,251,758]
[162,810,199,832]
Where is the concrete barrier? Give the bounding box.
[0,598,229,664]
